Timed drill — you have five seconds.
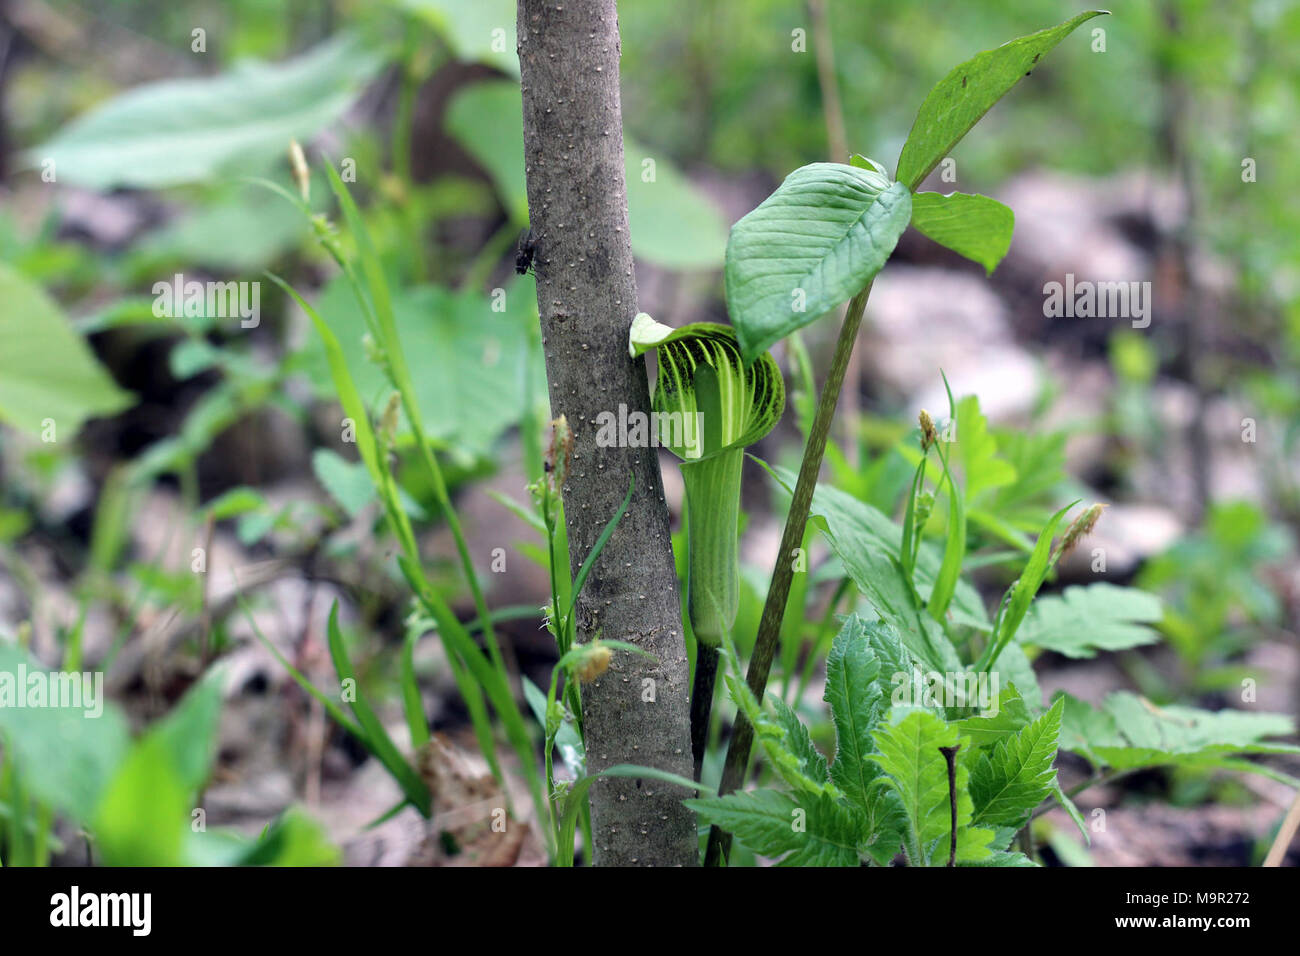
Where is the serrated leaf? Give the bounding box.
[725,163,911,363]
[1017,583,1163,659]
[955,683,1032,748]
[768,695,830,786]
[895,11,1109,190]
[861,786,909,865]
[685,790,862,866]
[991,643,1044,712]
[954,395,1018,501]
[869,710,963,852]
[970,697,1063,828]
[824,617,887,809]
[968,848,1039,867]
[910,192,1014,274]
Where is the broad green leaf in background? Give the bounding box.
[134,185,313,271]
[894,11,1110,190]
[685,790,863,866]
[1017,583,1163,659]
[910,192,1015,275]
[397,0,519,74]
[26,35,383,189]
[0,645,130,823]
[725,163,912,364]
[0,264,134,438]
[969,697,1063,828]
[1058,691,1300,784]
[446,81,728,270]
[148,666,226,795]
[312,448,377,518]
[296,276,547,457]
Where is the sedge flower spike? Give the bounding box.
[629,313,785,643]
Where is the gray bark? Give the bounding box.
[516,0,698,866]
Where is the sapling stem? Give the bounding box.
[705,282,872,866]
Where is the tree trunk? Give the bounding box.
[516,0,698,866]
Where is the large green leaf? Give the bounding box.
[1058,691,1300,784]
[93,735,190,866]
[954,395,1017,502]
[869,710,961,852]
[134,185,312,271]
[0,264,133,438]
[685,790,862,866]
[869,709,994,864]
[969,697,1062,828]
[296,276,546,456]
[725,163,911,364]
[0,645,130,823]
[1017,584,1163,659]
[26,35,383,189]
[910,192,1014,275]
[894,11,1109,190]
[446,81,728,270]
[824,617,887,810]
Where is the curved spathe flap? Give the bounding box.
[629,314,785,461]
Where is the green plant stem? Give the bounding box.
[705,283,873,866]
[681,446,743,781]
[682,448,744,641]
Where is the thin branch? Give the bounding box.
[705,283,873,865]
